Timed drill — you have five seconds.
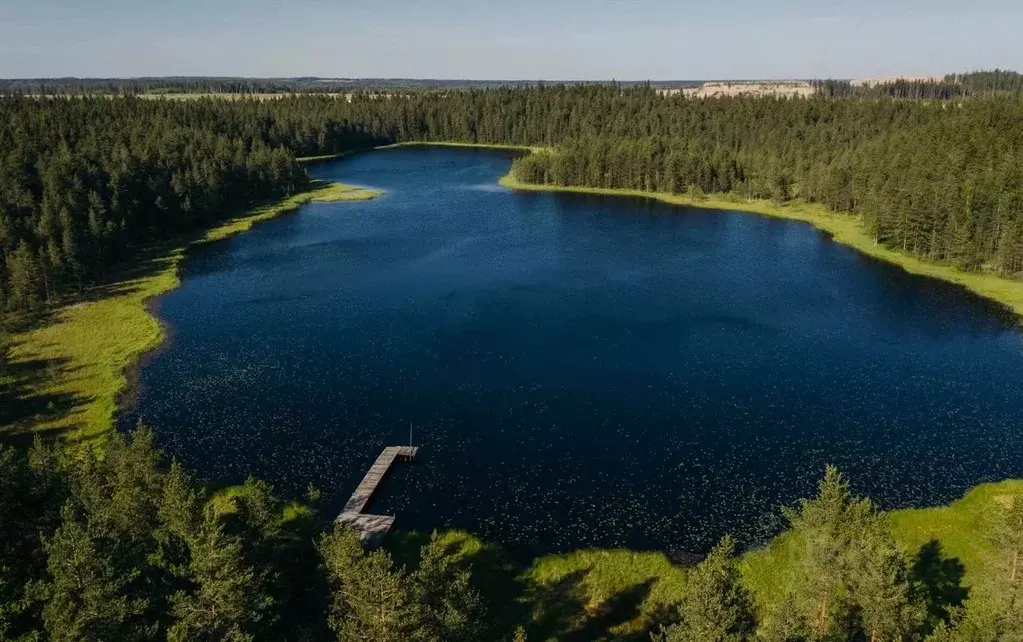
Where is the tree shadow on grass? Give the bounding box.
[0,354,88,447]
[525,569,658,642]
[80,189,323,304]
[524,567,592,638]
[0,247,175,448]
[387,531,675,641]
[387,530,531,639]
[81,251,180,302]
[910,539,968,630]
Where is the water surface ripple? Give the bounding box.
[121,147,1023,557]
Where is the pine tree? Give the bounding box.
[30,430,173,640]
[319,525,420,642]
[35,503,151,642]
[154,460,201,615]
[653,535,755,642]
[757,594,810,642]
[167,507,270,642]
[0,327,9,395]
[854,522,923,641]
[0,444,51,640]
[6,241,42,310]
[413,531,486,642]
[946,492,1023,638]
[989,493,1023,601]
[765,467,924,642]
[781,466,870,638]
[925,599,1010,642]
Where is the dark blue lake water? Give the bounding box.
[122,147,1023,557]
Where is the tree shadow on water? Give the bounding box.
[910,539,968,628]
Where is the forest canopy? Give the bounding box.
[0,96,385,312]
[1,430,1020,640]
[4,83,1023,316]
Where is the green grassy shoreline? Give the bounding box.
[343,140,1023,319]
[2,180,380,444]
[499,172,1023,320]
[387,479,1020,638]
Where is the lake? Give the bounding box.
[121,146,1023,557]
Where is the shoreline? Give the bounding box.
[312,139,1023,322]
[498,171,1023,321]
[375,140,541,152]
[398,476,1021,632]
[3,180,381,444]
[297,141,536,166]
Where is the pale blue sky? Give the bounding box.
[2,0,1021,79]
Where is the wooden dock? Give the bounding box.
[336,446,418,547]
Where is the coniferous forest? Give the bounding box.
[3,79,1023,640]
[0,97,388,312]
[1,429,1021,641]
[5,84,1023,315]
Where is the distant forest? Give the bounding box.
[4,78,1023,314]
[0,77,702,95]
[2,70,1022,97]
[814,69,1023,99]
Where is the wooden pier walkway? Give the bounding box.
[336,446,418,546]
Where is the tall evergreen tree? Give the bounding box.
[0,442,54,641]
[35,502,152,642]
[167,507,270,642]
[929,492,1023,640]
[413,531,487,642]
[765,467,921,641]
[652,535,756,642]
[855,522,923,641]
[319,526,420,642]
[989,493,1023,603]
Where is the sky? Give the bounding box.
[2,0,1021,80]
